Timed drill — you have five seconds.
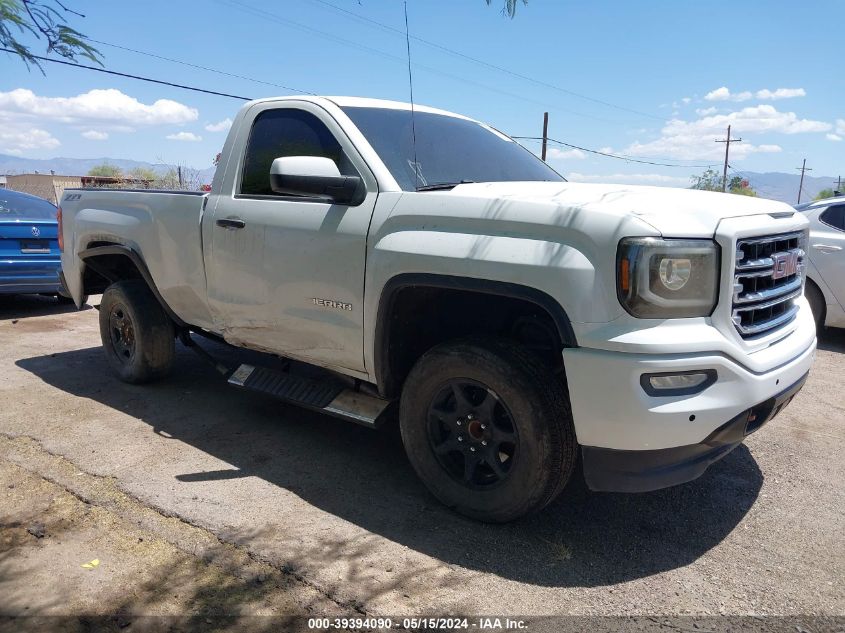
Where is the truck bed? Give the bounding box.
[60,188,215,330]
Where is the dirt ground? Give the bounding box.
[0,294,843,631]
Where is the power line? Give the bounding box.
[89,39,314,95]
[513,136,716,168]
[2,47,714,173]
[219,0,620,124]
[0,48,253,100]
[300,0,664,121]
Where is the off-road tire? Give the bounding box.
[399,338,577,523]
[99,280,174,384]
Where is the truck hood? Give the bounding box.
[445,181,796,237]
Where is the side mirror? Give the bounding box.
[269,156,364,205]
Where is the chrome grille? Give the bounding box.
[732,232,805,338]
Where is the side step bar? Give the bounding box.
[228,364,391,428]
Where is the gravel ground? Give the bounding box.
[0,294,842,629]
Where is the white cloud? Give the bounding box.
[696,107,718,116]
[837,119,845,135]
[166,131,202,142]
[81,130,108,140]
[705,87,752,102]
[827,134,842,142]
[665,105,829,135]
[705,86,806,102]
[0,126,60,154]
[546,147,586,160]
[755,88,805,100]
[205,118,232,132]
[0,88,197,127]
[567,172,691,187]
[681,97,692,104]
[620,104,827,161]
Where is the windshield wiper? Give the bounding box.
[416,180,475,192]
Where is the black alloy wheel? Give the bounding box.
[427,379,518,489]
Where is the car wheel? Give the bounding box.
[99,280,175,384]
[399,338,577,523]
[805,281,825,331]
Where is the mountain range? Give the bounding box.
[0,153,838,204]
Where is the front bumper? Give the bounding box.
[581,372,808,492]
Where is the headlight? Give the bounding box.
[617,238,720,318]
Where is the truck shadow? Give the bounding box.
[817,326,845,353]
[0,294,91,320]
[16,340,762,589]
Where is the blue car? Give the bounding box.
[0,189,66,298]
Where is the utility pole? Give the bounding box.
[541,112,549,162]
[715,125,742,192]
[835,175,841,196]
[177,165,183,188]
[796,159,812,204]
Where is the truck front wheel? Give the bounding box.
[99,280,175,384]
[399,339,577,522]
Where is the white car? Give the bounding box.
[796,197,845,329]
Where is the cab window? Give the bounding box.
[240,109,354,196]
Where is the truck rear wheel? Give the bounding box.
[99,280,175,384]
[399,339,577,523]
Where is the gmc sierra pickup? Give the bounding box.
[59,96,816,522]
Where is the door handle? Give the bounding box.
[216,218,246,230]
[813,244,842,253]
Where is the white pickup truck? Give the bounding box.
[59,96,816,522]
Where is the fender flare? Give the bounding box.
[78,244,186,328]
[373,273,578,395]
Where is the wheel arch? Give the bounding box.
[79,243,186,328]
[373,273,578,398]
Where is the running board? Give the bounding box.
[227,364,391,428]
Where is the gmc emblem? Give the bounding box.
[771,250,800,280]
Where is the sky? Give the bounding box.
[1,0,842,189]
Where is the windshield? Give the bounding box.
[341,106,564,191]
[0,190,57,220]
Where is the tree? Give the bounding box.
[0,0,100,72]
[690,169,757,196]
[87,164,122,178]
[484,0,527,18]
[126,166,158,182]
[690,168,722,191]
[815,188,837,201]
[728,175,757,197]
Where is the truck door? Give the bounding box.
[205,102,378,374]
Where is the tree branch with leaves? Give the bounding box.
[0,0,101,72]
[485,0,528,18]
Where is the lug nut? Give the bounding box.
[480,424,486,429]
[457,436,463,442]
[456,420,462,425]
[470,447,476,452]
[481,440,487,446]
